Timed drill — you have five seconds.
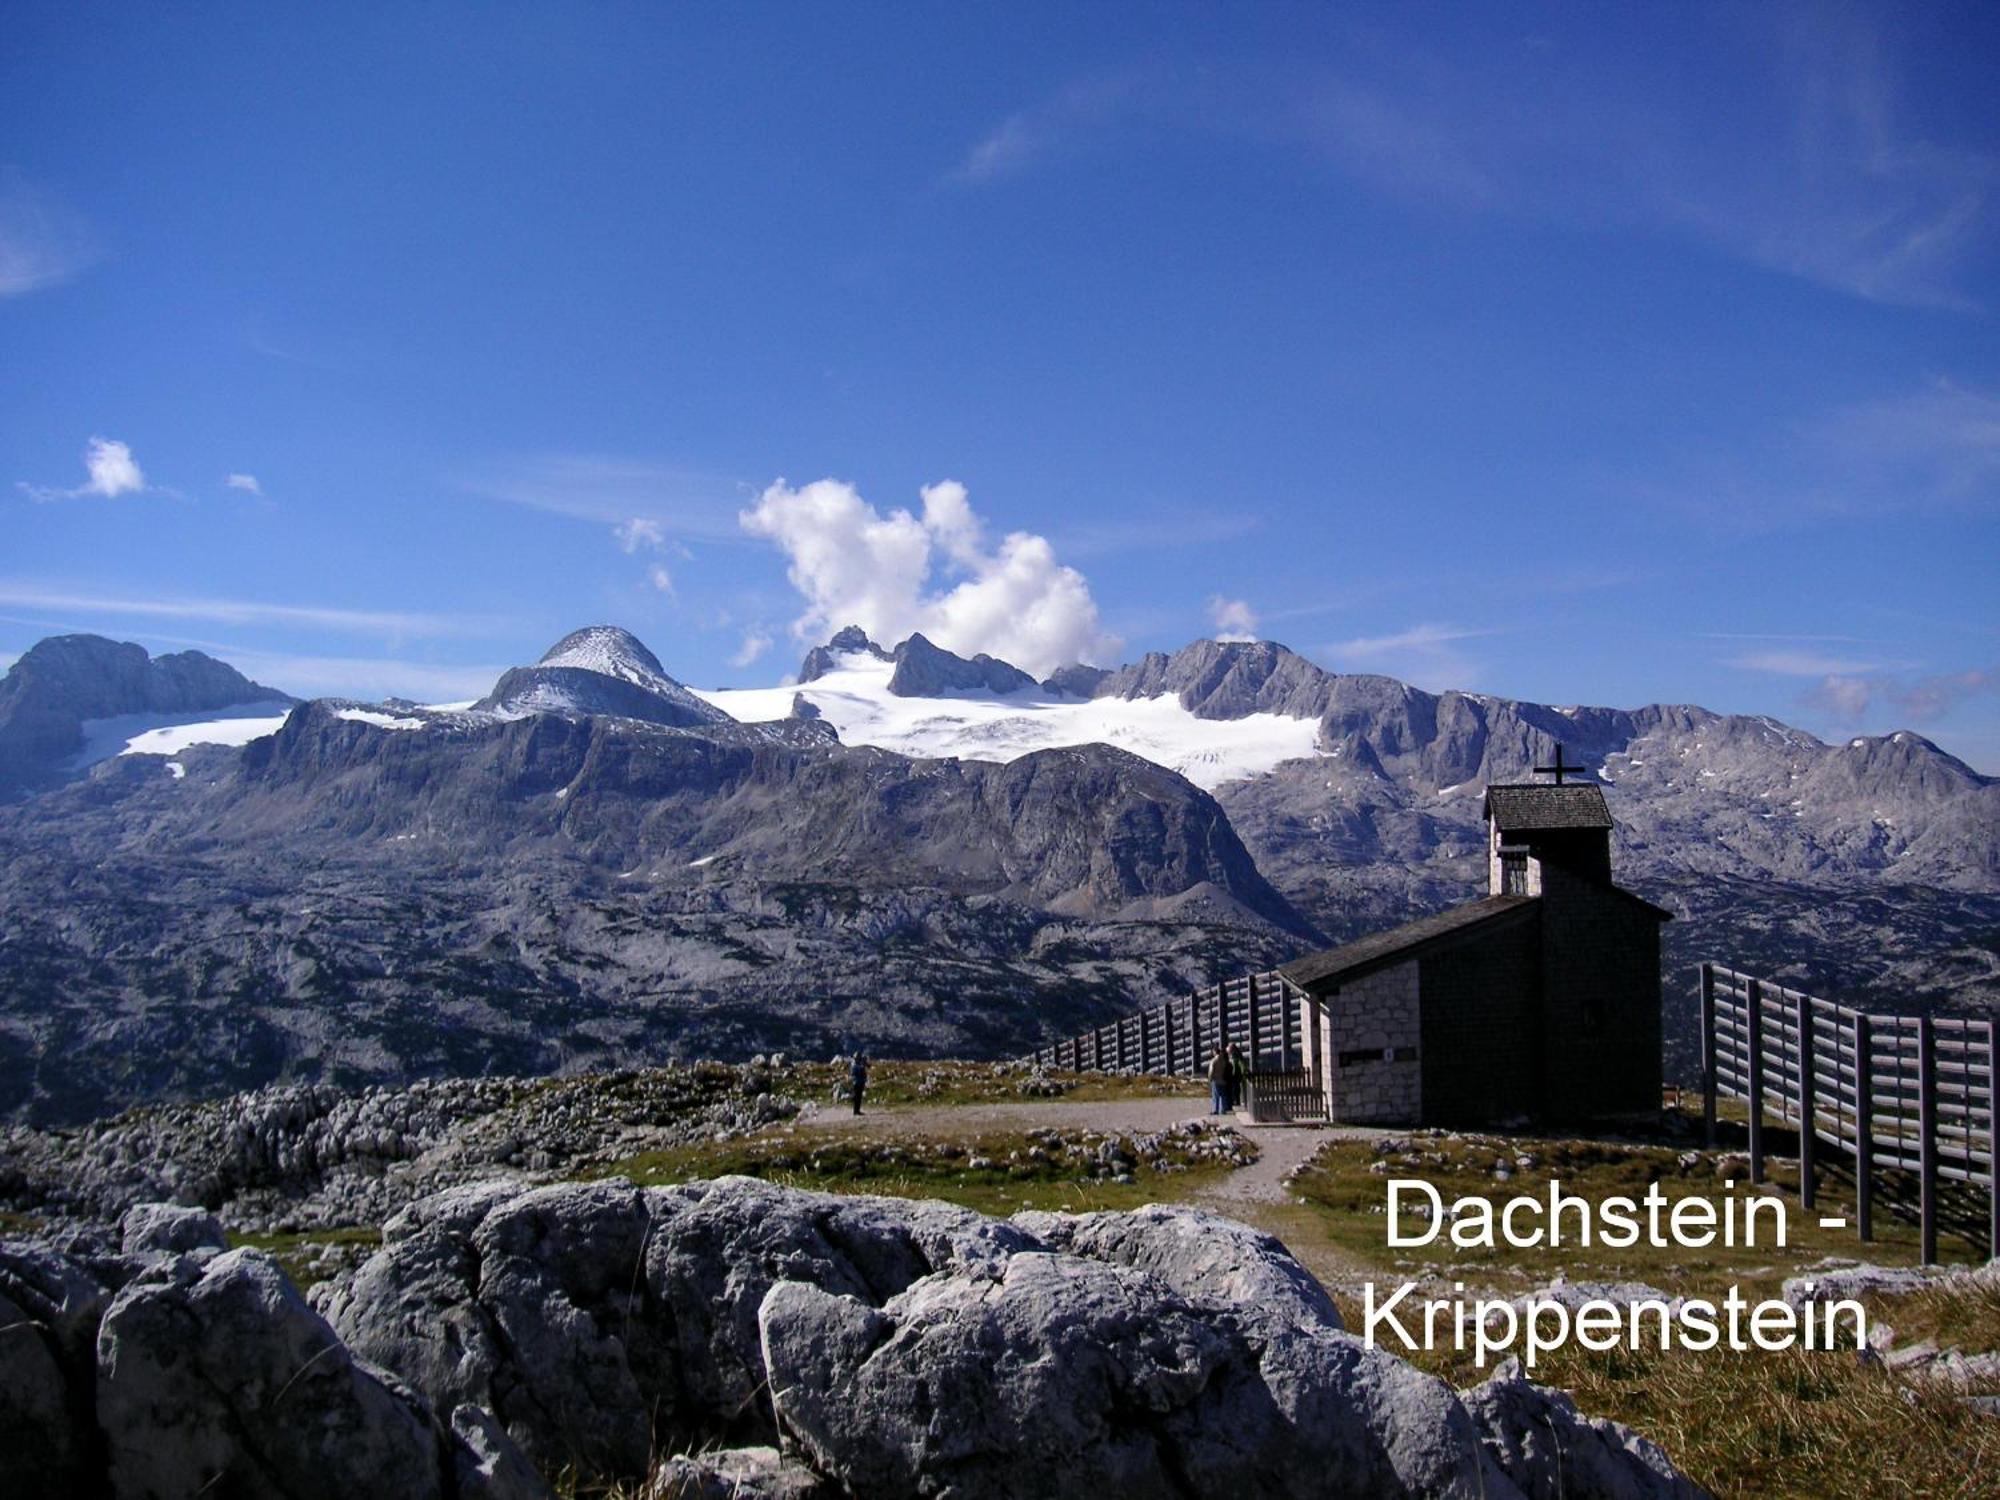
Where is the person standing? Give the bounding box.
[1226,1042,1247,1113]
[850,1053,869,1116]
[1206,1044,1230,1115]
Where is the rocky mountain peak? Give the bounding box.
[797,626,893,684]
[0,634,293,794]
[475,626,735,730]
[536,625,674,687]
[886,633,1037,698]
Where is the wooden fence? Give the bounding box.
[1702,962,1998,1264]
[1027,970,1322,1117]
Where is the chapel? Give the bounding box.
[1279,750,1671,1126]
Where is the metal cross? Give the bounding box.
[1534,743,1589,784]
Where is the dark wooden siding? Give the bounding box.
[1418,915,1543,1125]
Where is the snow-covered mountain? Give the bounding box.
[475,625,736,729]
[0,635,294,794]
[699,634,1320,791]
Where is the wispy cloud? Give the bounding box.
[1801,667,1995,726]
[19,436,156,501]
[0,171,98,298]
[0,584,491,638]
[1622,377,2000,533]
[464,454,748,541]
[1726,648,1890,677]
[950,75,1141,185]
[1808,379,2000,505]
[954,14,1994,309]
[225,473,264,496]
[1054,509,1262,559]
[728,628,772,669]
[1323,622,1490,690]
[1207,596,1258,642]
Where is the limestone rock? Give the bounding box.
[1461,1360,1711,1500]
[120,1201,228,1257]
[761,1251,1506,1499]
[95,1246,537,1500]
[324,1175,1040,1483]
[1015,1202,1345,1340]
[649,1444,834,1499]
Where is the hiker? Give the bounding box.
[1226,1042,1247,1112]
[850,1052,869,1116]
[1206,1044,1230,1115]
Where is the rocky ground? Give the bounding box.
[4,1178,1713,1500]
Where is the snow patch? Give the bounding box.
[72,701,296,768]
[335,708,424,730]
[165,762,186,781]
[696,650,1323,791]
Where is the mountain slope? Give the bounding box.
[0,632,1315,1122]
[0,634,293,795]
[475,625,737,728]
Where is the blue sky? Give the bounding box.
[5,3,1998,766]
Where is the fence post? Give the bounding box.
[1746,979,1765,1185]
[1919,1014,1938,1266]
[1855,1012,1874,1243]
[1248,973,1263,1071]
[1989,1010,1999,1261]
[1797,994,1817,1212]
[1700,964,1718,1147]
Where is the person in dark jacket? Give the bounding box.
[1206,1045,1230,1115]
[1226,1043,1247,1112]
[850,1053,869,1116]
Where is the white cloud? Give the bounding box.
[21,436,150,501]
[0,583,487,638]
[1207,596,1258,642]
[226,473,263,496]
[740,477,1118,677]
[1324,622,1488,690]
[615,517,666,553]
[646,564,675,594]
[81,437,144,497]
[1802,667,1995,725]
[0,172,97,298]
[729,629,773,669]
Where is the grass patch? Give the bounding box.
[588,1119,1252,1218]
[228,1225,383,1287]
[1368,1324,2000,1499]
[1291,1130,1935,1297]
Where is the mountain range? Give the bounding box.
[0,623,1992,1123]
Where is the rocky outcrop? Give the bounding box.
[304,1177,1707,1498]
[475,626,736,729]
[319,1176,1037,1479]
[1,1180,1711,1498]
[0,633,291,793]
[120,1201,227,1256]
[797,626,894,684]
[885,633,1037,698]
[1462,1360,1709,1500]
[0,1234,549,1500]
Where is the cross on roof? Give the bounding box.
[1533,743,1590,785]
